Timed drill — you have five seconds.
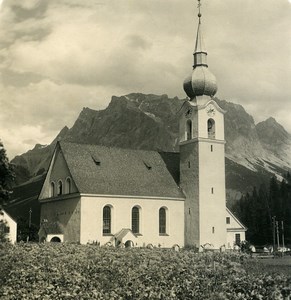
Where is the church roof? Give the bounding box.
[226,207,248,231]
[58,142,185,199]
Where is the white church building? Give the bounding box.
[38,4,246,250]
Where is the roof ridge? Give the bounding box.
[59,141,166,154]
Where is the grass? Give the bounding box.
[243,256,291,276]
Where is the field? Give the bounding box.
[0,243,290,299]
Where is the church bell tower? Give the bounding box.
[180,0,226,249]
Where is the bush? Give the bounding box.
[0,243,290,299]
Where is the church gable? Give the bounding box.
[39,143,78,200]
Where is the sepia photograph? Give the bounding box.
[0,0,290,299]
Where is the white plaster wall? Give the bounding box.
[179,99,227,249]
[198,140,227,249]
[226,210,246,249]
[179,105,197,143]
[226,231,246,249]
[226,210,244,229]
[0,210,17,243]
[198,105,224,140]
[197,99,226,249]
[179,101,225,143]
[80,196,184,248]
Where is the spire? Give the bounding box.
[193,0,207,68]
[183,0,217,100]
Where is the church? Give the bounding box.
[38,3,246,250]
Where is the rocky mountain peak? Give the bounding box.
[51,126,69,144]
[256,117,290,146]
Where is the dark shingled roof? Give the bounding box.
[59,142,185,199]
[159,152,180,185]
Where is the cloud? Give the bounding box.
[0,125,50,160]
[0,78,126,158]
[0,0,291,159]
[126,35,152,50]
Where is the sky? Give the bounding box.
[0,0,290,159]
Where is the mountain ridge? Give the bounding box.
[11,93,291,194]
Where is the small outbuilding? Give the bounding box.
[0,209,17,243]
[226,208,247,250]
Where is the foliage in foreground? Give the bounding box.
[0,243,290,300]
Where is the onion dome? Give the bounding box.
[183,7,217,99]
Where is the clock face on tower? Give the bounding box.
[207,104,216,117]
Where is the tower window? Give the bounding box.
[188,161,191,168]
[186,120,192,140]
[211,145,213,152]
[211,187,214,194]
[207,119,215,139]
[212,227,215,234]
[226,217,230,224]
[103,206,112,234]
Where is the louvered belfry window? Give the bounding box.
[132,207,140,234]
[208,118,215,139]
[186,120,192,140]
[103,206,111,234]
[159,207,166,234]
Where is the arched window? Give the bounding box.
[186,120,192,140]
[207,118,215,139]
[50,182,55,197]
[132,206,140,234]
[57,180,63,195]
[159,207,167,234]
[66,177,71,194]
[103,206,111,234]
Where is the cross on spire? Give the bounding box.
[197,0,202,23]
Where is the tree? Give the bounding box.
[0,140,14,207]
[0,140,15,242]
[232,174,291,247]
[16,217,39,242]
